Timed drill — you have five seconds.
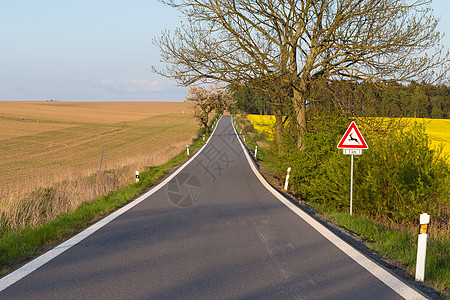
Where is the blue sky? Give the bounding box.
[0,1,449,101]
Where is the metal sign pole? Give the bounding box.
[350,154,354,215]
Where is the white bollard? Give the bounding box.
[203,134,205,141]
[243,136,246,142]
[284,167,291,191]
[135,171,139,182]
[415,213,430,282]
[254,146,258,158]
[186,145,190,156]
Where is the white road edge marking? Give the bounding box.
[0,117,223,292]
[231,117,426,300]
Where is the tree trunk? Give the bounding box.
[203,118,210,135]
[274,110,284,150]
[294,89,307,149]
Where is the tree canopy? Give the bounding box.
[186,85,230,134]
[154,0,449,147]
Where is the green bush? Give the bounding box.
[356,121,449,226]
[267,112,347,205]
[269,116,450,227]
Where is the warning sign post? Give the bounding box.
[337,121,368,215]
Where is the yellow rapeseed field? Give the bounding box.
[403,118,450,156]
[246,114,450,156]
[246,114,276,139]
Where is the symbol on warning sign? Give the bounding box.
[348,133,359,144]
[337,121,368,149]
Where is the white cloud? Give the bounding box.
[100,78,115,85]
[69,76,92,82]
[100,78,163,93]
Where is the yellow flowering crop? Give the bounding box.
[246,114,276,140]
[247,114,450,157]
[403,118,450,157]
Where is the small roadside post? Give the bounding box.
[254,146,258,158]
[186,145,190,156]
[135,171,139,182]
[415,213,430,282]
[99,150,104,173]
[284,167,291,191]
[337,121,368,215]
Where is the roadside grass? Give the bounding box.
[0,117,216,277]
[308,202,449,294]
[238,114,449,297]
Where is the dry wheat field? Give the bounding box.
[0,101,197,229]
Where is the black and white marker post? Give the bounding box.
[415,213,430,282]
[284,167,291,191]
[337,121,368,215]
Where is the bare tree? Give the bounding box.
[154,0,449,148]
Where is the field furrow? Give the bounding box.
[0,102,197,199]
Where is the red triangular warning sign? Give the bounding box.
[337,121,368,149]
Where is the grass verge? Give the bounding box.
[309,202,449,297]
[0,117,217,277]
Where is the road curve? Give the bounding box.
[0,116,426,299]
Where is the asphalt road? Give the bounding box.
[0,116,426,299]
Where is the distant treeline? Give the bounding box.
[230,81,450,119]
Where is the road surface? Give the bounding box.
[0,116,426,299]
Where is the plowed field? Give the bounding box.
[0,101,197,198]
